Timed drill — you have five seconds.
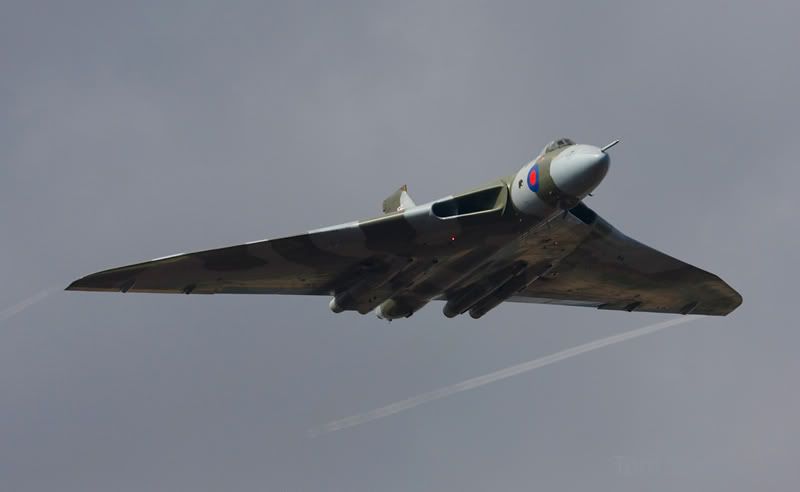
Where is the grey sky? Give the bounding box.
[2,1,799,490]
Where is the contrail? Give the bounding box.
[310,316,699,436]
[0,289,51,323]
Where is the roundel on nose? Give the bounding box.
[527,163,540,192]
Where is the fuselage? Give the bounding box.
[363,139,611,320]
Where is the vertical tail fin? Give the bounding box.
[382,185,416,214]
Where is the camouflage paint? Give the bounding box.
[66,141,742,319]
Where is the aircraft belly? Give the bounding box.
[371,246,503,319]
[439,213,595,317]
[370,212,589,319]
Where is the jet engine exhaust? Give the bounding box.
[308,316,699,436]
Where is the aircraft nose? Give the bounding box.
[550,145,610,198]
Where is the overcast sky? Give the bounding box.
[2,1,799,490]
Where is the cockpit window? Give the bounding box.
[542,137,575,155]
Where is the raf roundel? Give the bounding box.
[527,163,540,192]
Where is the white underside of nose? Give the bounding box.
[550,145,610,197]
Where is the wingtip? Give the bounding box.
[704,286,743,316]
[65,277,92,292]
[716,275,743,316]
[725,290,744,315]
[64,273,128,293]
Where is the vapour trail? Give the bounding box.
[310,316,699,436]
[0,289,51,323]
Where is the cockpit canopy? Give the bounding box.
[542,137,575,155]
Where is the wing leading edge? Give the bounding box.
[508,203,742,316]
[66,217,402,296]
